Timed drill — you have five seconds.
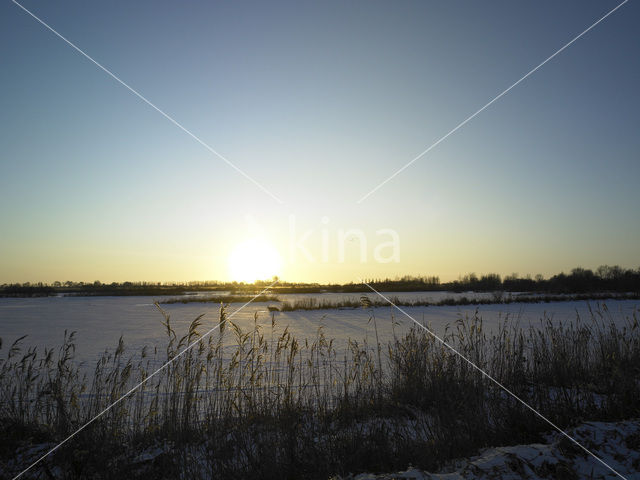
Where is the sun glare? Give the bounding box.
[228,238,282,283]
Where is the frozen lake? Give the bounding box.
[1,293,639,367]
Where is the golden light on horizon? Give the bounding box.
[228,238,282,283]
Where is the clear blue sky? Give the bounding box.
[1,0,638,283]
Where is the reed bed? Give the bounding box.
[161,293,279,304]
[1,303,639,479]
[276,292,640,311]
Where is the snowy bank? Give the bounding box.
[338,420,640,480]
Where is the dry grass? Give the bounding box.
[161,294,279,304]
[275,292,640,311]
[1,303,639,479]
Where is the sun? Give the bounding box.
[228,238,282,283]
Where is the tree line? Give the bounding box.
[1,266,639,297]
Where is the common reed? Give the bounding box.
[1,303,639,479]
[275,292,640,311]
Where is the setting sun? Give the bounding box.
[228,238,282,282]
[3,1,640,478]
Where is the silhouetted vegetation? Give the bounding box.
[274,292,640,311]
[157,291,640,310]
[2,265,639,298]
[161,294,279,304]
[0,284,55,298]
[1,304,639,479]
[365,265,640,294]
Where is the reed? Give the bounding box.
[161,294,279,304]
[276,292,640,311]
[1,304,639,479]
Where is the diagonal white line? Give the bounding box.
[11,280,279,480]
[361,281,629,480]
[11,0,284,205]
[357,0,629,204]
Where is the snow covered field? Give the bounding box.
[1,294,639,366]
[2,294,639,479]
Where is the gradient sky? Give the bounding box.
[1,0,638,283]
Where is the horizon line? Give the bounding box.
[2,264,639,287]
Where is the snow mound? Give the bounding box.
[340,419,640,480]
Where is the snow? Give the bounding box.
[1,294,639,368]
[3,420,639,479]
[339,420,640,480]
[2,295,639,478]
[132,446,166,464]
